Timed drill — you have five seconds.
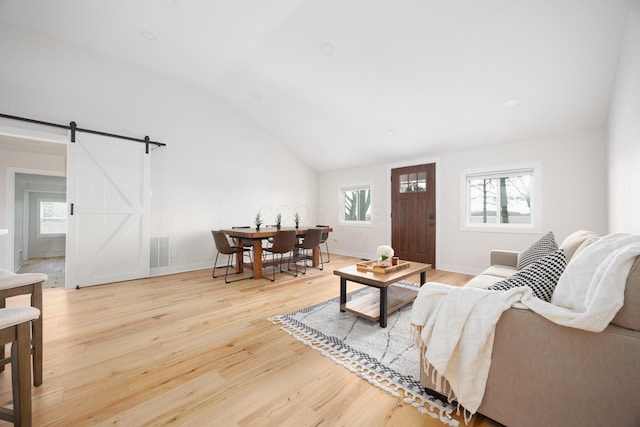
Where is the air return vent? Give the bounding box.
[150,236,170,268]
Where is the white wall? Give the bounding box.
[319,129,608,274]
[438,130,607,274]
[316,163,391,260]
[0,25,318,275]
[1,19,627,277]
[608,0,640,234]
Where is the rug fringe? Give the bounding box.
[270,316,459,427]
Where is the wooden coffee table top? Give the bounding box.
[333,261,431,288]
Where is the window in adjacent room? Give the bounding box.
[461,163,541,233]
[39,200,67,236]
[340,184,371,224]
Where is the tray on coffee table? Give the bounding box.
[356,259,410,274]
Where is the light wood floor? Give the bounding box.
[17,257,65,288]
[1,254,501,426]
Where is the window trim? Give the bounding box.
[460,162,542,234]
[339,183,373,226]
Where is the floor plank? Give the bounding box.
[17,257,65,288]
[1,254,500,426]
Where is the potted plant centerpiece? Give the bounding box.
[275,212,282,230]
[294,212,300,228]
[254,212,263,231]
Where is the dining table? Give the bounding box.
[220,226,332,279]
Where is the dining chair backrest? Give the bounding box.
[212,230,235,255]
[231,226,254,248]
[316,225,330,242]
[300,228,323,249]
[269,230,297,254]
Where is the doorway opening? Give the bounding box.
[14,173,67,288]
[0,126,67,286]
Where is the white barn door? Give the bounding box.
[66,132,151,288]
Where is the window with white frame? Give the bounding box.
[461,163,541,232]
[340,184,372,224]
[39,200,67,235]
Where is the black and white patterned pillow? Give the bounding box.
[488,249,566,302]
[516,231,558,270]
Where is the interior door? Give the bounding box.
[391,163,436,267]
[66,132,150,288]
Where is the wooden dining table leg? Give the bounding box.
[252,240,263,279]
[311,246,320,267]
[235,239,245,274]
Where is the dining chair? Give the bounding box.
[262,230,298,281]
[0,269,46,387]
[262,225,278,261]
[295,228,324,274]
[0,306,41,426]
[316,225,331,264]
[211,230,254,283]
[231,226,254,265]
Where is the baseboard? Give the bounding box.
[154,258,484,278]
[150,261,212,277]
[27,252,65,259]
[329,249,373,260]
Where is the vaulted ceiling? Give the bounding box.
[0,0,631,171]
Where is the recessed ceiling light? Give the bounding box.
[252,91,262,100]
[320,42,334,56]
[140,30,157,41]
[504,98,520,108]
[385,129,396,137]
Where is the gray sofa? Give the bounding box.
[419,231,640,427]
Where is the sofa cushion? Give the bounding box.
[517,231,558,270]
[612,256,640,331]
[483,265,518,279]
[488,249,567,301]
[559,230,600,263]
[465,274,504,289]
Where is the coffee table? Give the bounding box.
[333,261,431,327]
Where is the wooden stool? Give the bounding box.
[0,270,46,387]
[0,306,41,426]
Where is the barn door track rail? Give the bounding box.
[0,112,166,153]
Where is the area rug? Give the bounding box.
[269,283,459,426]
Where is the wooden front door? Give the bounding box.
[391,163,436,267]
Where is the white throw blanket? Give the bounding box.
[410,233,640,419]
